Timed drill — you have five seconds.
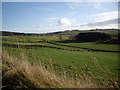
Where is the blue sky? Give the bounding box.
[2,2,118,33]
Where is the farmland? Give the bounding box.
[54,42,119,52]
[1,29,119,88]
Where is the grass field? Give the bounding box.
[2,31,119,88]
[55,42,119,51]
[3,46,118,88]
[2,35,69,42]
[2,41,84,51]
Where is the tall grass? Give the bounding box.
[2,46,119,88]
[2,51,100,89]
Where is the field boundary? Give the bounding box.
[2,43,120,53]
[2,43,86,52]
[47,41,120,53]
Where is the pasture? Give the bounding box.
[2,30,119,88]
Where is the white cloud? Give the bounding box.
[81,20,118,29]
[90,11,118,22]
[47,17,58,21]
[73,17,118,30]
[76,11,118,29]
[77,24,118,30]
[58,18,72,26]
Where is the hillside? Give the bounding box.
[1,29,119,36]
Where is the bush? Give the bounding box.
[75,32,111,42]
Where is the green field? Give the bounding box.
[2,41,84,51]
[2,30,119,88]
[55,42,119,51]
[3,46,118,83]
[2,35,69,42]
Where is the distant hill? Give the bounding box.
[0,31,45,36]
[1,29,119,36]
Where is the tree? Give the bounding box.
[75,32,111,42]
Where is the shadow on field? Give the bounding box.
[56,39,120,45]
[48,39,120,53]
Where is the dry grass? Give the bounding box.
[2,51,96,89]
[2,51,117,89]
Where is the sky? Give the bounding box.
[2,2,118,33]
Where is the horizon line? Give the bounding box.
[1,28,119,34]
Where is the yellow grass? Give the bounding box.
[2,51,117,89]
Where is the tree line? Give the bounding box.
[75,32,112,42]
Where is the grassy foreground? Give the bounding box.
[2,46,119,89]
[2,51,99,89]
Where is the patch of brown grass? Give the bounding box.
[2,51,116,89]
